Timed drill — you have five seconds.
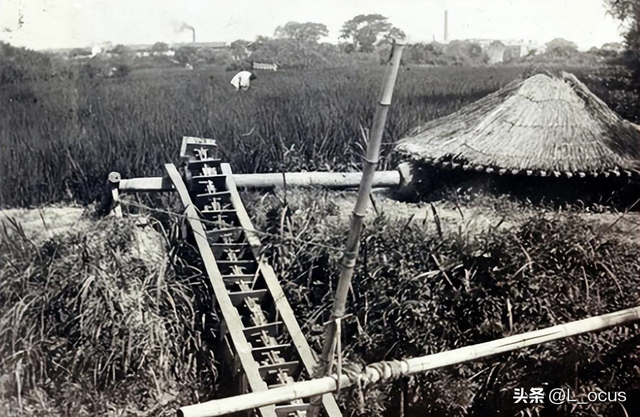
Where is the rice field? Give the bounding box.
[0,64,608,208]
[2,62,639,417]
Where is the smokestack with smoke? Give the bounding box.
[180,22,196,43]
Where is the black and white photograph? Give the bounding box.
[0,1,639,416]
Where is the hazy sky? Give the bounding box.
[0,0,628,50]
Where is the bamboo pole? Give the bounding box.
[177,305,640,417]
[115,170,404,192]
[234,170,401,190]
[307,40,405,417]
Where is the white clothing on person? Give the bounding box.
[230,71,253,91]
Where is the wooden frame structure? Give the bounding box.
[158,138,342,417]
[105,138,640,417]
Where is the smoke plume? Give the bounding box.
[179,22,196,43]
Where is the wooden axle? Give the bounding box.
[235,170,401,190]
[177,305,640,417]
[114,167,410,194]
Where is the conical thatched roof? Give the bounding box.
[396,72,640,179]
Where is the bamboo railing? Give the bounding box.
[178,306,640,417]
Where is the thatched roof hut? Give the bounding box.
[396,72,640,179]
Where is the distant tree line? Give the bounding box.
[0,10,625,85]
[0,42,64,85]
[224,13,619,69]
[605,0,640,79]
[228,35,618,70]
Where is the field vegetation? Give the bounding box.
[0,215,216,416]
[247,190,640,417]
[2,192,638,416]
[1,33,640,417]
[0,42,625,208]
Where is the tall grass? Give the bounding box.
[0,216,218,416]
[245,189,640,417]
[0,65,610,208]
[2,191,638,416]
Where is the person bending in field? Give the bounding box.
[230,70,256,91]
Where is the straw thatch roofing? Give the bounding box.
[396,72,640,179]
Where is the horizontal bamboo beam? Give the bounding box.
[235,171,400,190]
[119,176,174,192]
[178,306,640,417]
[117,170,403,192]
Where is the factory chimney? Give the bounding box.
[180,23,196,43]
[444,10,449,43]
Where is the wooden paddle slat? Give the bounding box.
[275,403,309,416]
[243,322,283,340]
[259,361,301,379]
[252,343,292,358]
[229,289,269,307]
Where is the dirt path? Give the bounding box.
[0,206,89,242]
[3,195,638,253]
[0,206,167,268]
[327,190,640,246]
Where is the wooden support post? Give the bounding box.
[308,39,405,417]
[108,172,122,218]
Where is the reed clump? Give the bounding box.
[0,216,218,416]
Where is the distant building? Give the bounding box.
[151,50,175,57]
[503,45,522,62]
[89,42,114,57]
[473,38,540,63]
[173,41,226,49]
[467,39,496,48]
[485,42,506,64]
[126,41,228,57]
[56,41,228,60]
[253,62,278,71]
[601,42,624,53]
